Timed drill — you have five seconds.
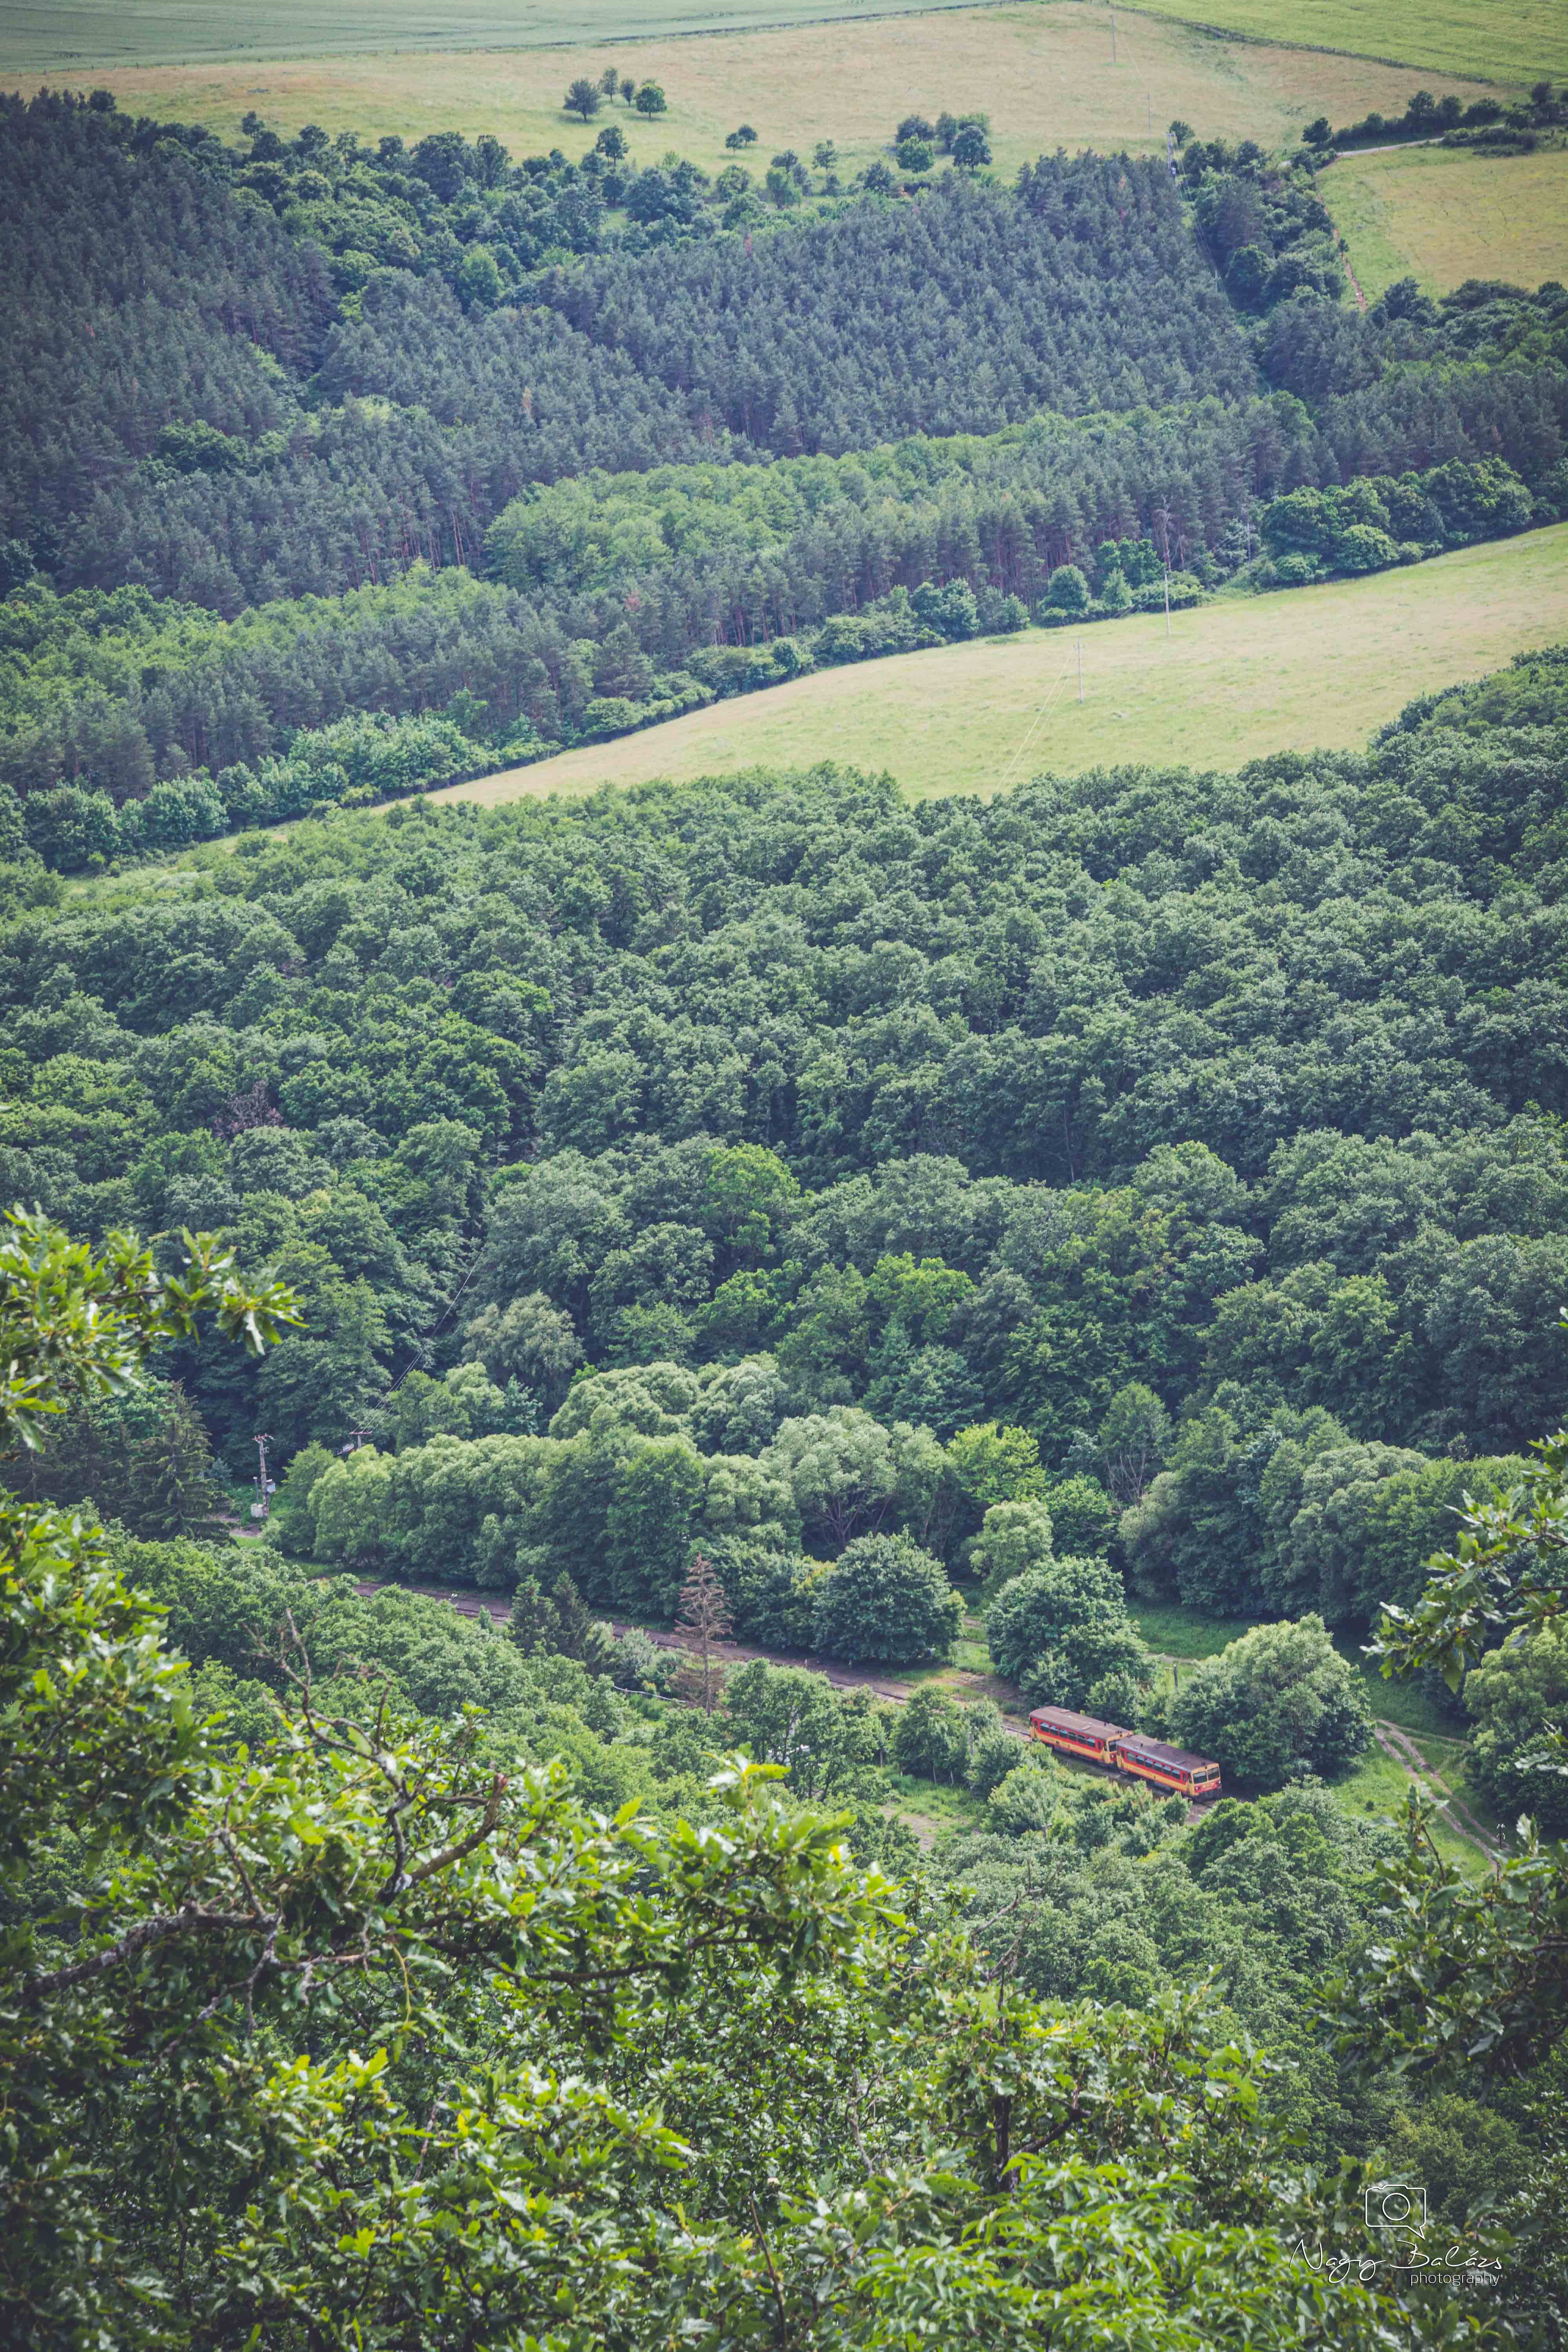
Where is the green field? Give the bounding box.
[1320,141,1568,301]
[2,9,1497,197]
[1127,0,1568,86]
[429,525,1568,811]
[4,0,1559,83]
[0,0,953,71]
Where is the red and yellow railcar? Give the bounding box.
[1027,1706,1221,1799]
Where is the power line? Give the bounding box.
[996,648,1074,794]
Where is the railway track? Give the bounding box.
[352,1577,1227,1818]
[349,1580,1474,1839]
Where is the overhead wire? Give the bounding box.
[995,646,1076,793]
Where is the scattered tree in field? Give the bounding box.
[619,75,635,104]
[813,140,837,169]
[565,78,602,122]
[673,1548,733,1715]
[634,82,667,116]
[989,1748,1062,1831]
[598,67,619,97]
[722,1657,879,1796]
[725,123,757,147]
[952,122,991,169]
[596,122,628,160]
[896,137,934,174]
[1170,118,1193,143]
[896,114,935,142]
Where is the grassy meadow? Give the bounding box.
[1320,141,1568,301]
[429,524,1568,810]
[1127,0,1568,86]
[3,9,1501,192]
[6,0,1561,85]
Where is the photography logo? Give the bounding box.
[1365,2184,1427,2231]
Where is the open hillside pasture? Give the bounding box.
[1125,0,1568,87]
[1,8,1503,193]
[0,0,961,71]
[1320,140,1568,302]
[429,523,1568,808]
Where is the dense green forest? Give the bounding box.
[3,1225,1565,2343]
[4,56,1568,2349]
[5,648,1565,1651]
[3,88,1566,835]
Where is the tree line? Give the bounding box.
[4,423,1554,843]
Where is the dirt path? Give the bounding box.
[1373,1722,1502,1862]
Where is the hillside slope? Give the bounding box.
[432,522,1568,806]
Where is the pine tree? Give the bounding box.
[507,1575,562,1655]
[551,1573,592,1661]
[673,1550,733,1716]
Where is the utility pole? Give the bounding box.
[344,1425,372,1455]
[1110,6,1117,62]
[1163,567,1171,636]
[253,1430,272,1521]
[1166,126,1176,181]
[1147,92,1152,134]
[1077,636,1083,702]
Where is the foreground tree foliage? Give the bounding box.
[0,1215,1495,2347]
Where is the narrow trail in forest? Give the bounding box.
[1372,1722,1501,1861]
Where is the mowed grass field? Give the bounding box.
[2,8,1501,192]
[1320,142,1568,301]
[429,524,1568,809]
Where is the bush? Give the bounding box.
[986,1554,1151,1707]
[1042,563,1090,616]
[1337,523,1399,574]
[704,1534,820,1651]
[969,1499,1054,1605]
[23,783,117,871]
[989,1749,1061,1832]
[1169,1614,1372,1789]
[811,1531,964,1665]
[893,1684,968,1780]
[911,578,979,639]
[1463,1622,1568,1837]
[120,773,226,850]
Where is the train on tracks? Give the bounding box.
[1027,1704,1222,1798]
